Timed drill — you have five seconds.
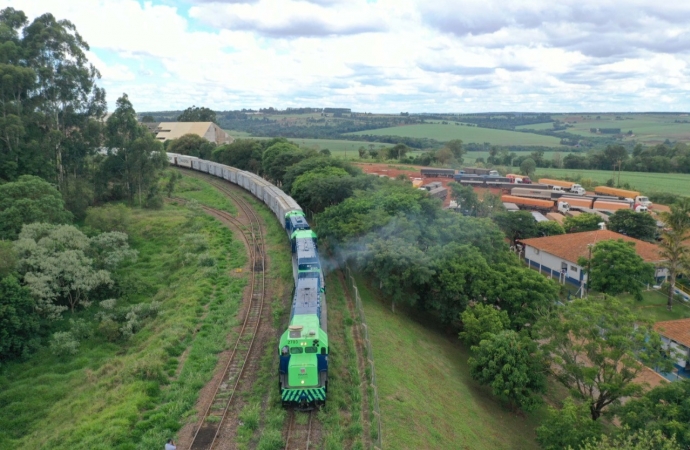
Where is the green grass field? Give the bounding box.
[346,123,565,146]
[534,167,690,196]
[516,122,556,131]
[545,114,690,144]
[355,275,548,449]
[619,290,690,323]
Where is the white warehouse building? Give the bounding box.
[521,230,667,286]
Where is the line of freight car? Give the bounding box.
[421,168,456,178]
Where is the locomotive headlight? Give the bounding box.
[301,380,305,384]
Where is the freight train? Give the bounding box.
[166,152,328,409]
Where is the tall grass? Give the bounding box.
[0,205,247,449]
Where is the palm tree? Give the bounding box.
[658,199,690,310]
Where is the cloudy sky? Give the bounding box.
[14,0,690,112]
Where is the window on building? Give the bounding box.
[534,249,540,254]
[570,266,578,272]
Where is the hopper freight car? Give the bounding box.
[421,168,456,178]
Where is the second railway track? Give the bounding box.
[181,170,268,450]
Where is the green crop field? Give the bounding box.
[355,275,549,449]
[534,167,690,196]
[548,114,690,144]
[346,123,565,146]
[515,122,556,131]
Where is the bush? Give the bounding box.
[85,204,132,232]
[50,331,80,356]
[536,397,603,450]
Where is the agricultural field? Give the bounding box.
[346,123,565,146]
[551,114,690,144]
[534,167,690,196]
[515,122,555,131]
[355,275,550,449]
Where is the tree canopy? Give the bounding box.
[535,296,671,420]
[580,239,655,299]
[166,133,215,159]
[563,213,602,233]
[608,210,658,241]
[469,330,547,411]
[177,105,216,123]
[0,175,73,239]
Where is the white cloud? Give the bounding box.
[11,0,690,112]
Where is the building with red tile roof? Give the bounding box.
[521,230,667,288]
[654,318,690,376]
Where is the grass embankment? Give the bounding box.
[175,174,237,213]
[354,275,549,450]
[0,202,247,449]
[618,290,690,323]
[346,123,565,147]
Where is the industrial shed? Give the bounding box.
[521,230,667,287]
[155,122,234,144]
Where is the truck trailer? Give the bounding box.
[593,186,652,208]
[463,167,499,177]
[538,178,586,195]
[501,195,570,213]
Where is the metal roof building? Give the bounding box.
[154,122,234,144]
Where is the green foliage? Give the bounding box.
[176,105,216,123]
[616,379,690,447]
[537,220,565,236]
[99,94,167,206]
[282,156,362,193]
[608,209,658,241]
[85,203,132,232]
[536,397,603,450]
[459,303,510,346]
[520,157,536,177]
[262,142,316,184]
[166,133,216,159]
[657,200,690,310]
[0,275,40,361]
[13,223,136,317]
[212,139,264,172]
[486,263,559,330]
[535,296,672,420]
[49,331,80,356]
[581,429,681,450]
[563,212,602,233]
[493,210,539,245]
[469,330,547,411]
[0,175,73,239]
[580,239,655,299]
[0,241,17,278]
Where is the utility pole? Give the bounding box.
[617,159,622,187]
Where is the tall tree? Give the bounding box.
[520,157,536,177]
[608,209,658,241]
[535,296,671,420]
[0,7,106,186]
[579,239,655,300]
[177,105,216,123]
[0,175,73,239]
[100,94,167,205]
[459,303,510,346]
[469,330,547,411]
[492,211,539,246]
[446,139,464,162]
[657,200,690,310]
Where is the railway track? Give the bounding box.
[181,171,267,450]
[284,410,314,450]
